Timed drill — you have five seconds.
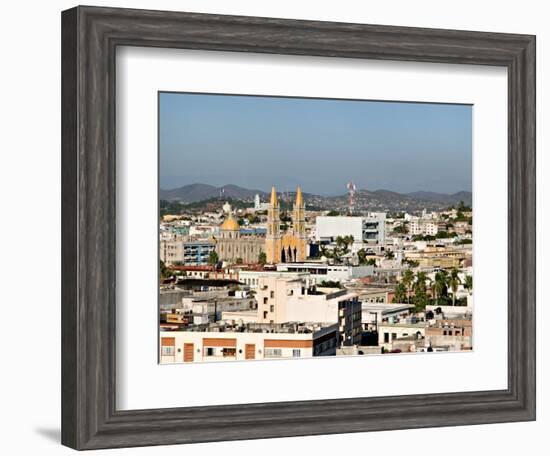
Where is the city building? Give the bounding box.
[425,318,472,351]
[253,193,269,211]
[256,276,362,346]
[265,186,307,263]
[239,270,313,290]
[404,246,470,268]
[160,237,215,265]
[378,315,426,351]
[276,262,374,284]
[160,321,339,363]
[316,213,386,247]
[361,303,414,331]
[409,217,440,236]
[214,211,265,264]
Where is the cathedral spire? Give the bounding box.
[295,186,303,207]
[270,186,278,207]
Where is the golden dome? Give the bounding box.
[221,215,240,231]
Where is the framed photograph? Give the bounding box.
[61,5,536,450]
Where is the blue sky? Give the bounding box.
[159,92,472,196]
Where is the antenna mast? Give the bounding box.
[346,181,356,215]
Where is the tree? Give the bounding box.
[393,224,408,235]
[385,250,395,259]
[235,257,243,264]
[333,235,354,261]
[457,200,471,212]
[357,248,367,265]
[159,260,171,279]
[258,251,267,265]
[448,267,462,306]
[402,259,419,268]
[208,250,219,268]
[402,269,414,304]
[432,270,447,304]
[326,210,340,216]
[393,282,407,303]
[464,275,473,294]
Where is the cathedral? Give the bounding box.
[215,211,265,264]
[265,186,307,264]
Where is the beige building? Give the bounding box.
[265,186,307,264]
[425,318,472,351]
[214,213,265,264]
[256,276,362,346]
[405,246,470,268]
[378,318,426,351]
[160,322,338,363]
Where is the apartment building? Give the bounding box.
[316,214,386,246]
[256,276,362,346]
[159,321,339,363]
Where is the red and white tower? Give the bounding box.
[347,181,356,215]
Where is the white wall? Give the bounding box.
[0,1,546,456]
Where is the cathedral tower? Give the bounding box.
[292,186,307,262]
[265,186,281,263]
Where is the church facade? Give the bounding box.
[215,213,265,264]
[265,186,307,264]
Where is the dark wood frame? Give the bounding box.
[61,5,536,450]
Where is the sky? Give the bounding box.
[159,92,472,196]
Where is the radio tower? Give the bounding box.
[346,181,356,215]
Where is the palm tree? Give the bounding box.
[448,267,461,306]
[464,275,473,294]
[402,269,414,304]
[432,271,447,304]
[393,282,407,303]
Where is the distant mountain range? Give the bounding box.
[160,183,267,202]
[160,183,471,212]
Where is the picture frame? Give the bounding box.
[61,5,536,450]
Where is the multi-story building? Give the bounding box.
[425,318,472,351]
[378,315,426,351]
[276,262,374,285]
[409,217,440,236]
[404,246,470,268]
[159,321,339,363]
[160,237,215,265]
[316,213,386,247]
[256,276,362,346]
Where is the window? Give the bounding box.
[161,346,175,356]
[270,291,275,298]
[222,348,236,357]
[263,311,268,319]
[263,297,268,304]
[392,333,397,340]
[384,333,389,343]
[205,347,214,356]
[270,305,274,312]
[292,349,301,357]
[265,348,282,358]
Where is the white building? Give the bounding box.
[316,214,386,246]
[159,322,338,363]
[239,270,313,289]
[256,276,362,346]
[409,217,439,236]
[276,262,374,284]
[253,193,269,211]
